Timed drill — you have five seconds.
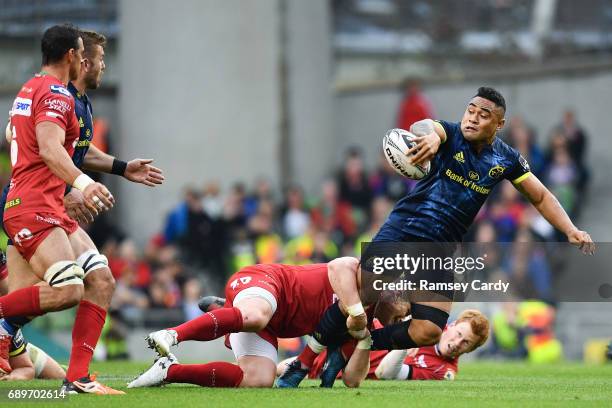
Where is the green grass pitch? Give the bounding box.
[0,361,610,407]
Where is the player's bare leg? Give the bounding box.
[0,228,84,319]
[406,300,452,346]
[370,298,451,351]
[148,296,273,356]
[7,245,44,291]
[61,227,122,394]
[236,355,276,387]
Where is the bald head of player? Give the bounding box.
[460,86,506,147]
[41,24,83,83]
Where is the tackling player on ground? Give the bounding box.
[128,257,406,388]
[279,87,595,387]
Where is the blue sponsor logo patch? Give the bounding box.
[50,84,71,97]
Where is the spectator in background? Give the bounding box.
[248,199,283,264]
[354,196,392,255]
[310,179,356,243]
[182,278,203,321]
[244,178,274,219]
[396,79,434,131]
[337,147,372,232]
[163,187,197,244]
[555,109,590,193]
[544,132,578,217]
[485,182,527,242]
[505,116,545,177]
[201,181,223,220]
[282,184,310,239]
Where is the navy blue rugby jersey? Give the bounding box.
[67,82,94,170]
[377,120,531,243]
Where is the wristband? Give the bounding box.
[357,335,373,350]
[73,174,95,192]
[347,303,365,317]
[111,158,128,176]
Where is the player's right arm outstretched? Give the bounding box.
[514,174,595,254]
[36,121,114,212]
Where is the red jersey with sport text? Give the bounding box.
[5,74,79,219]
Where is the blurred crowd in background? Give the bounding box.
[0,84,591,361]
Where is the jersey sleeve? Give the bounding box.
[504,148,532,185]
[434,120,459,144]
[9,329,28,357]
[34,84,75,131]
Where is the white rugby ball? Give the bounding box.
[382,128,431,180]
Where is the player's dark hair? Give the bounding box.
[475,86,506,113]
[41,24,81,65]
[81,30,107,58]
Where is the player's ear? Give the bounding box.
[497,117,506,131]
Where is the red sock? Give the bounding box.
[297,345,320,368]
[166,362,243,387]
[66,300,106,382]
[170,307,243,342]
[0,286,43,318]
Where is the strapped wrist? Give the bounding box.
[111,158,128,176]
[73,174,94,192]
[347,302,365,317]
[357,335,373,350]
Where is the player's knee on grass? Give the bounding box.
[409,319,443,346]
[238,357,276,388]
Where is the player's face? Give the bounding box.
[374,300,410,325]
[460,97,505,143]
[68,38,85,81]
[83,45,106,90]
[439,321,478,358]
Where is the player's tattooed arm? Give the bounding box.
[515,175,595,255]
[407,119,446,165]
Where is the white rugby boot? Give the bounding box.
[128,354,178,388]
[146,329,178,357]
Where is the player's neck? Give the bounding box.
[72,78,88,95]
[471,134,496,153]
[40,64,70,85]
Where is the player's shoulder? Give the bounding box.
[37,76,73,100]
[434,119,460,134]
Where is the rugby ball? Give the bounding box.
[382,128,431,180]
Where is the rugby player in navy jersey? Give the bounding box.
[0,30,163,393]
[278,86,594,387]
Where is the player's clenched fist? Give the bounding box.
[83,182,114,211]
[347,313,367,332]
[73,173,114,212]
[64,188,97,223]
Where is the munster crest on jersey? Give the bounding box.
[488,165,505,178]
